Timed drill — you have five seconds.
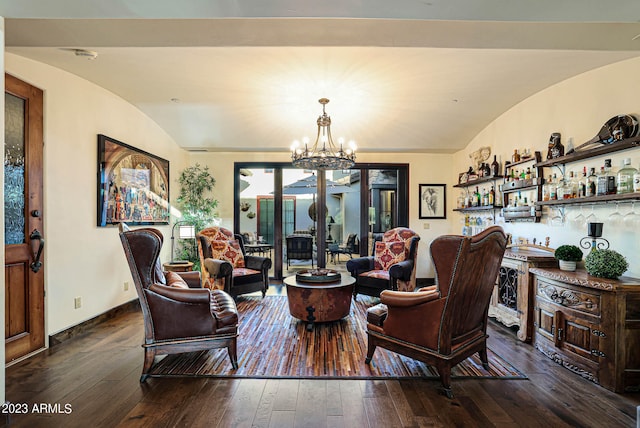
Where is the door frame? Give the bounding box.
[234,162,409,279]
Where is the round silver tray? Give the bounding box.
[295,269,341,283]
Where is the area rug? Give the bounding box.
[149,296,527,380]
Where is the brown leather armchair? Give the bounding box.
[365,226,507,398]
[347,227,420,297]
[119,226,239,382]
[197,226,271,298]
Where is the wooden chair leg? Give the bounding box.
[479,346,489,370]
[365,340,376,364]
[438,364,453,398]
[228,339,238,370]
[141,347,156,383]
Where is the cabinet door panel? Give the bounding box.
[535,299,556,343]
[558,311,599,363]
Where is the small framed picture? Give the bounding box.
[419,184,446,219]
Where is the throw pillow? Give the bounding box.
[165,271,189,289]
[374,241,406,271]
[209,239,245,268]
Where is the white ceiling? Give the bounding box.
[3,1,640,154]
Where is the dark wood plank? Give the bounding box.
[4,306,640,428]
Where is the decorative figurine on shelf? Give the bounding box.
[469,146,491,172]
[548,132,564,159]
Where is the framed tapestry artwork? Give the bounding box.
[419,184,446,219]
[97,134,170,227]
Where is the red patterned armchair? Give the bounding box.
[197,226,271,298]
[346,227,420,297]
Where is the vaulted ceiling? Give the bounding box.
[4,1,640,153]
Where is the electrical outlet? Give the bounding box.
[74,297,82,309]
[124,281,130,291]
[423,222,430,229]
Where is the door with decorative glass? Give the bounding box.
[4,74,45,363]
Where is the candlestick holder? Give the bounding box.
[580,222,609,252]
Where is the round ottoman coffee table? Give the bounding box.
[284,272,355,331]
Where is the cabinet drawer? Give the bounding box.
[536,277,600,316]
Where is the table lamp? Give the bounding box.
[169,220,196,264]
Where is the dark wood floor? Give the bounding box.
[3,301,639,428]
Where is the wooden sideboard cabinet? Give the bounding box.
[488,245,556,342]
[531,267,640,393]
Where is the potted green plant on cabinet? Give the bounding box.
[175,163,219,270]
[554,245,583,271]
[585,249,629,279]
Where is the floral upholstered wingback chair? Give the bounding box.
[346,227,420,297]
[197,226,271,298]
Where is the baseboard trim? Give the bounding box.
[49,299,141,348]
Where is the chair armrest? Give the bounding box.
[176,271,202,288]
[388,259,414,281]
[346,256,373,275]
[149,283,211,304]
[204,258,233,277]
[244,255,272,271]
[380,288,440,307]
[366,303,388,327]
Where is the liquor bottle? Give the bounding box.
[457,191,466,209]
[587,167,597,197]
[634,163,640,193]
[473,186,480,207]
[491,155,500,176]
[542,175,552,201]
[512,149,520,163]
[482,188,489,206]
[597,166,608,196]
[549,174,558,200]
[525,167,531,180]
[604,159,617,194]
[556,176,567,200]
[617,158,637,194]
[578,167,587,198]
[489,185,495,206]
[568,171,578,198]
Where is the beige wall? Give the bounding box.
[453,56,640,278]
[189,151,454,278]
[5,53,192,335]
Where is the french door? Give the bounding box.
[234,163,408,280]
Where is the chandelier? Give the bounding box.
[290,98,356,170]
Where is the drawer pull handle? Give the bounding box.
[590,349,606,358]
[592,330,606,338]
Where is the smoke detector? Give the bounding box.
[60,48,98,60]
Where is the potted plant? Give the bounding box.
[554,245,583,271]
[175,163,219,270]
[585,249,629,279]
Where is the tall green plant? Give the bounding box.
[175,163,219,269]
